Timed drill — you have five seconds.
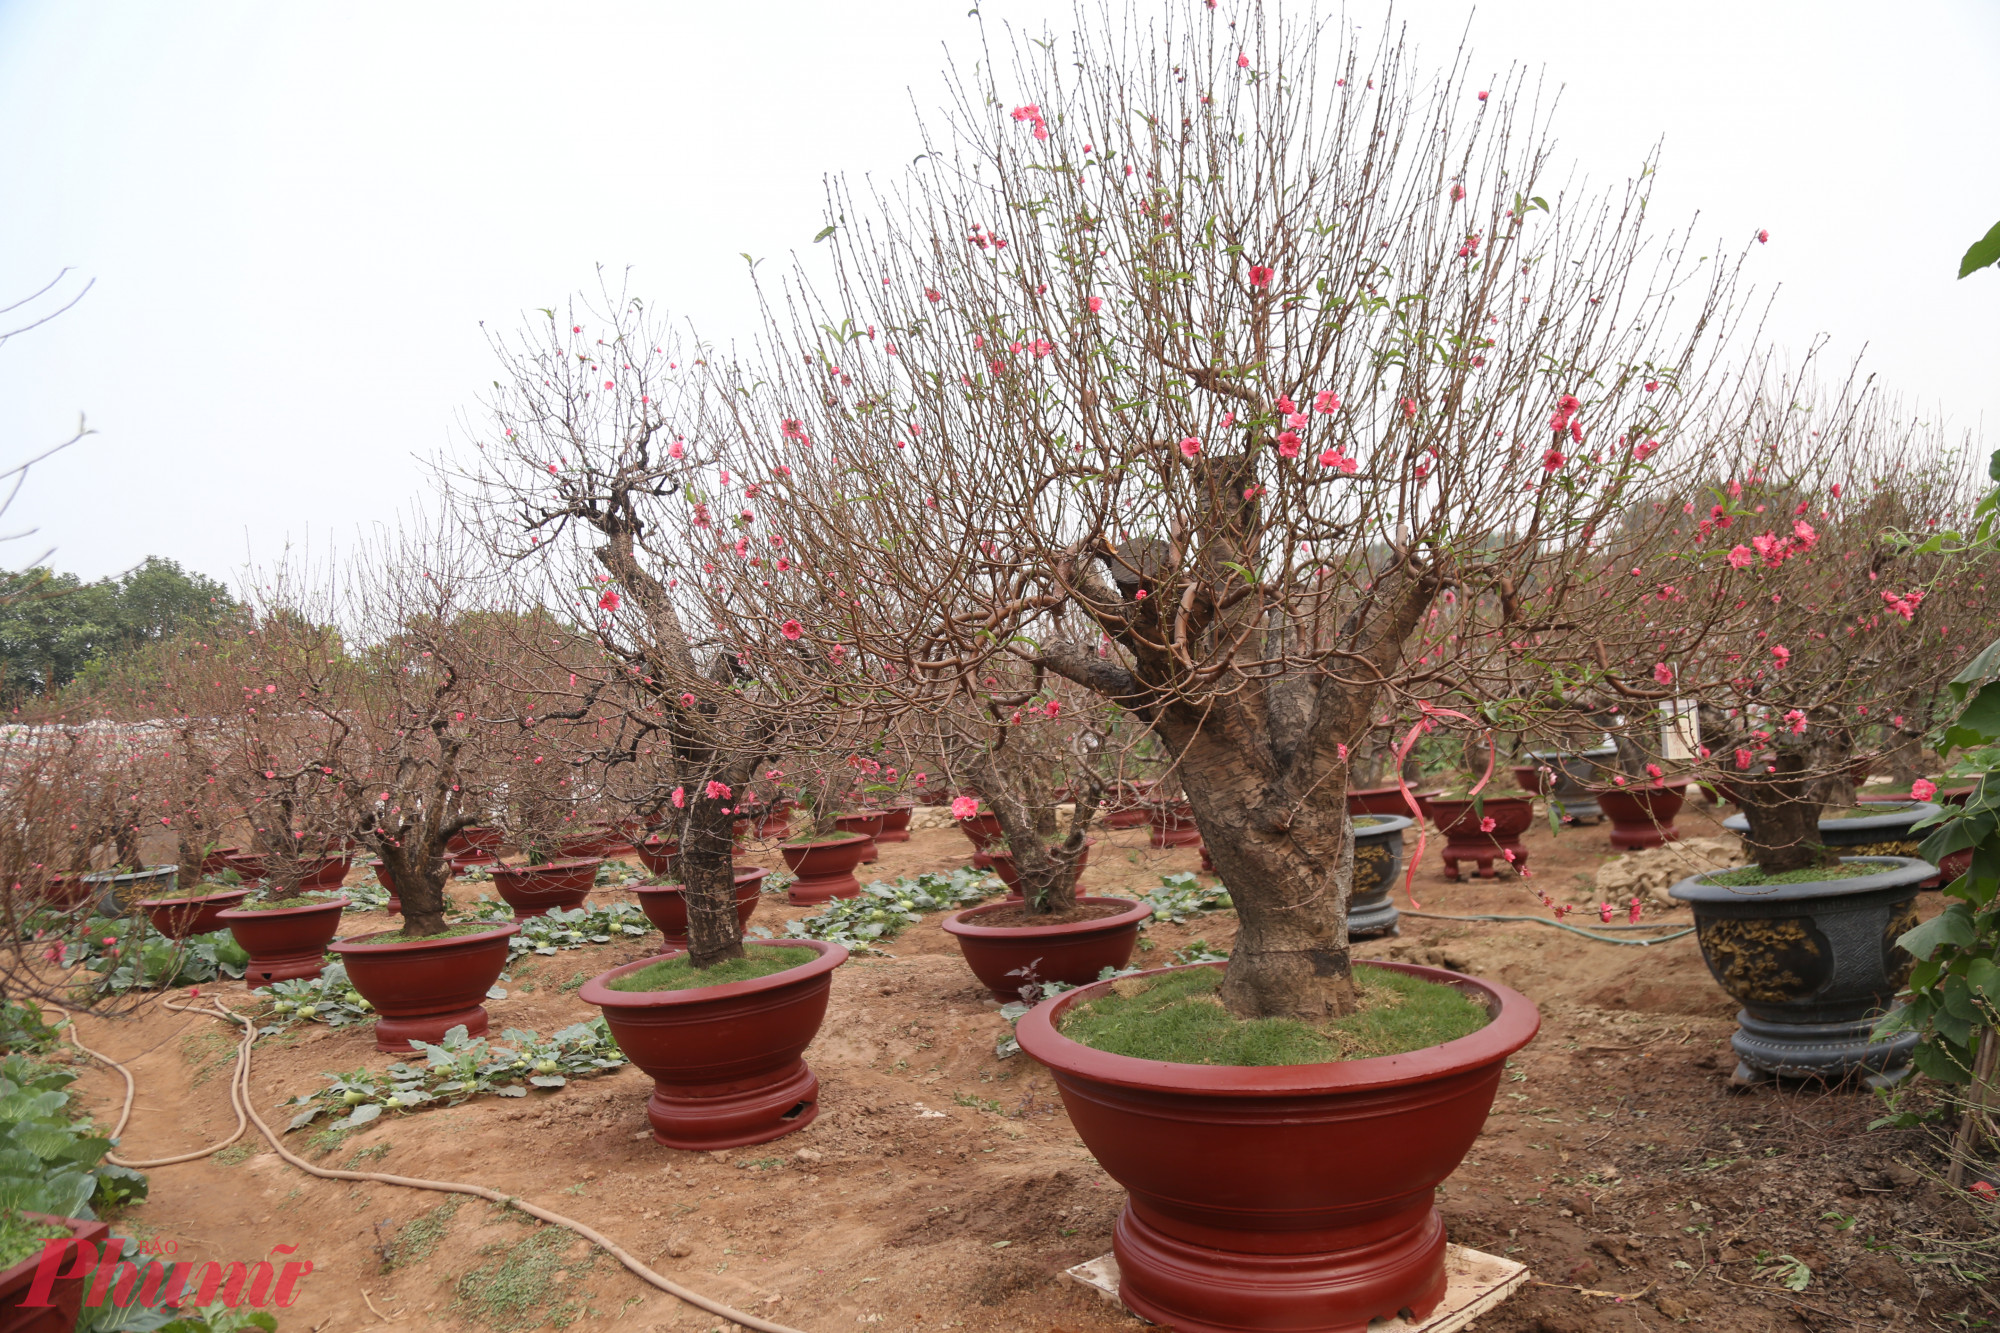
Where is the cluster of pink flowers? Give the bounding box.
[1880,588,1925,621]
[1748,519,1819,568]
[950,795,979,820]
[1911,778,1938,801]
[1318,447,1358,474]
[1455,232,1481,259]
[1548,393,1582,442]
[1010,104,1049,140]
[704,780,732,801]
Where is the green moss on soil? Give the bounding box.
[1822,803,1917,820]
[236,896,338,911]
[1703,862,1881,887]
[0,1213,73,1270]
[368,921,509,944]
[609,945,819,993]
[1060,966,1488,1066]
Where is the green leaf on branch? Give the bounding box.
[1897,903,1976,960]
[1958,221,2000,279]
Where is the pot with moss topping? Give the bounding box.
[941,896,1151,1001]
[1670,854,1931,1088]
[581,939,848,1150]
[331,921,519,1052]
[220,895,350,985]
[1015,960,1539,1333]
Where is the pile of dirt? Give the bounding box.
[1594,835,1748,908]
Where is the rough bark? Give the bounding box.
[1732,749,1838,875]
[678,794,747,967]
[378,840,452,937]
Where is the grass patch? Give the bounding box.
[0,1214,74,1269]
[453,1223,596,1331]
[1823,802,1918,820]
[213,1141,256,1166]
[1703,862,1880,887]
[1059,966,1488,1066]
[362,921,508,944]
[386,1198,459,1270]
[180,1029,236,1088]
[234,895,337,911]
[608,945,818,993]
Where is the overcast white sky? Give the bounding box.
[2,1,1994,586]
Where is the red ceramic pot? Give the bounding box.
[138,887,250,939]
[1592,781,1687,851]
[557,824,630,859]
[446,825,505,867]
[489,858,602,917]
[634,867,769,944]
[581,939,848,1150]
[757,800,797,840]
[220,896,349,986]
[1016,960,1540,1333]
[875,805,913,843]
[1426,796,1535,880]
[198,846,240,877]
[988,839,1095,901]
[632,837,680,878]
[780,834,873,905]
[833,812,884,864]
[955,811,1006,868]
[1148,801,1203,850]
[364,860,404,914]
[331,921,519,1052]
[28,872,93,911]
[1509,764,1551,796]
[220,852,349,891]
[1345,786,1443,821]
[0,1211,112,1333]
[1200,844,1215,874]
[941,896,1152,1001]
[1103,780,1157,831]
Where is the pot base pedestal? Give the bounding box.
[373,1004,491,1053]
[1439,839,1527,881]
[244,949,332,987]
[1346,896,1400,939]
[645,1060,820,1151]
[1066,1240,1529,1333]
[1727,1008,1919,1091]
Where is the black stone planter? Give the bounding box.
[1349,813,1412,939]
[1524,746,1617,823]
[1669,856,1932,1089]
[1722,800,1943,887]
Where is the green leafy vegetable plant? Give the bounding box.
[1143,872,1231,924]
[0,1054,149,1219]
[780,869,998,951]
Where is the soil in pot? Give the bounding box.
[581,939,848,1150]
[1014,960,1539,1333]
[219,895,349,986]
[330,922,519,1052]
[138,885,248,939]
[780,834,872,905]
[1670,855,1929,1088]
[633,866,768,944]
[941,895,1151,1001]
[1593,781,1687,851]
[489,857,601,917]
[1426,795,1535,880]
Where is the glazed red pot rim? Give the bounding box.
[941,895,1151,940]
[634,866,771,891]
[580,937,848,1007]
[781,833,872,851]
[218,895,350,920]
[330,921,520,953]
[138,887,250,908]
[492,857,602,876]
[1015,958,1538,1095]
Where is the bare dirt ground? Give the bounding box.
[52,806,1998,1333]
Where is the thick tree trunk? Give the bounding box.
[965,750,1082,912]
[679,797,746,968]
[1178,739,1357,1020]
[380,840,451,936]
[1733,749,1837,875]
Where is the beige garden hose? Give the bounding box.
[59,993,814,1333]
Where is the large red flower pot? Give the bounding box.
[780,834,873,905]
[28,872,94,911]
[875,805,913,843]
[1427,795,1535,880]
[331,922,519,1052]
[1346,786,1443,822]
[446,825,505,867]
[219,853,349,891]
[0,1211,112,1333]
[1148,801,1203,849]
[557,824,630,859]
[489,858,602,918]
[941,896,1152,1001]
[633,867,769,945]
[1593,782,1687,851]
[138,887,250,939]
[757,801,797,841]
[1103,780,1157,830]
[1509,764,1550,796]
[1016,960,1540,1333]
[220,896,349,986]
[632,837,680,877]
[988,839,1095,901]
[198,846,241,877]
[581,939,848,1150]
[955,811,1005,868]
[834,812,885,864]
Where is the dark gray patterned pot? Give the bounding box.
[1669,856,1931,1089]
[1348,814,1411,939]
[1524,746,1617,823]
[1721,800,1941,860]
